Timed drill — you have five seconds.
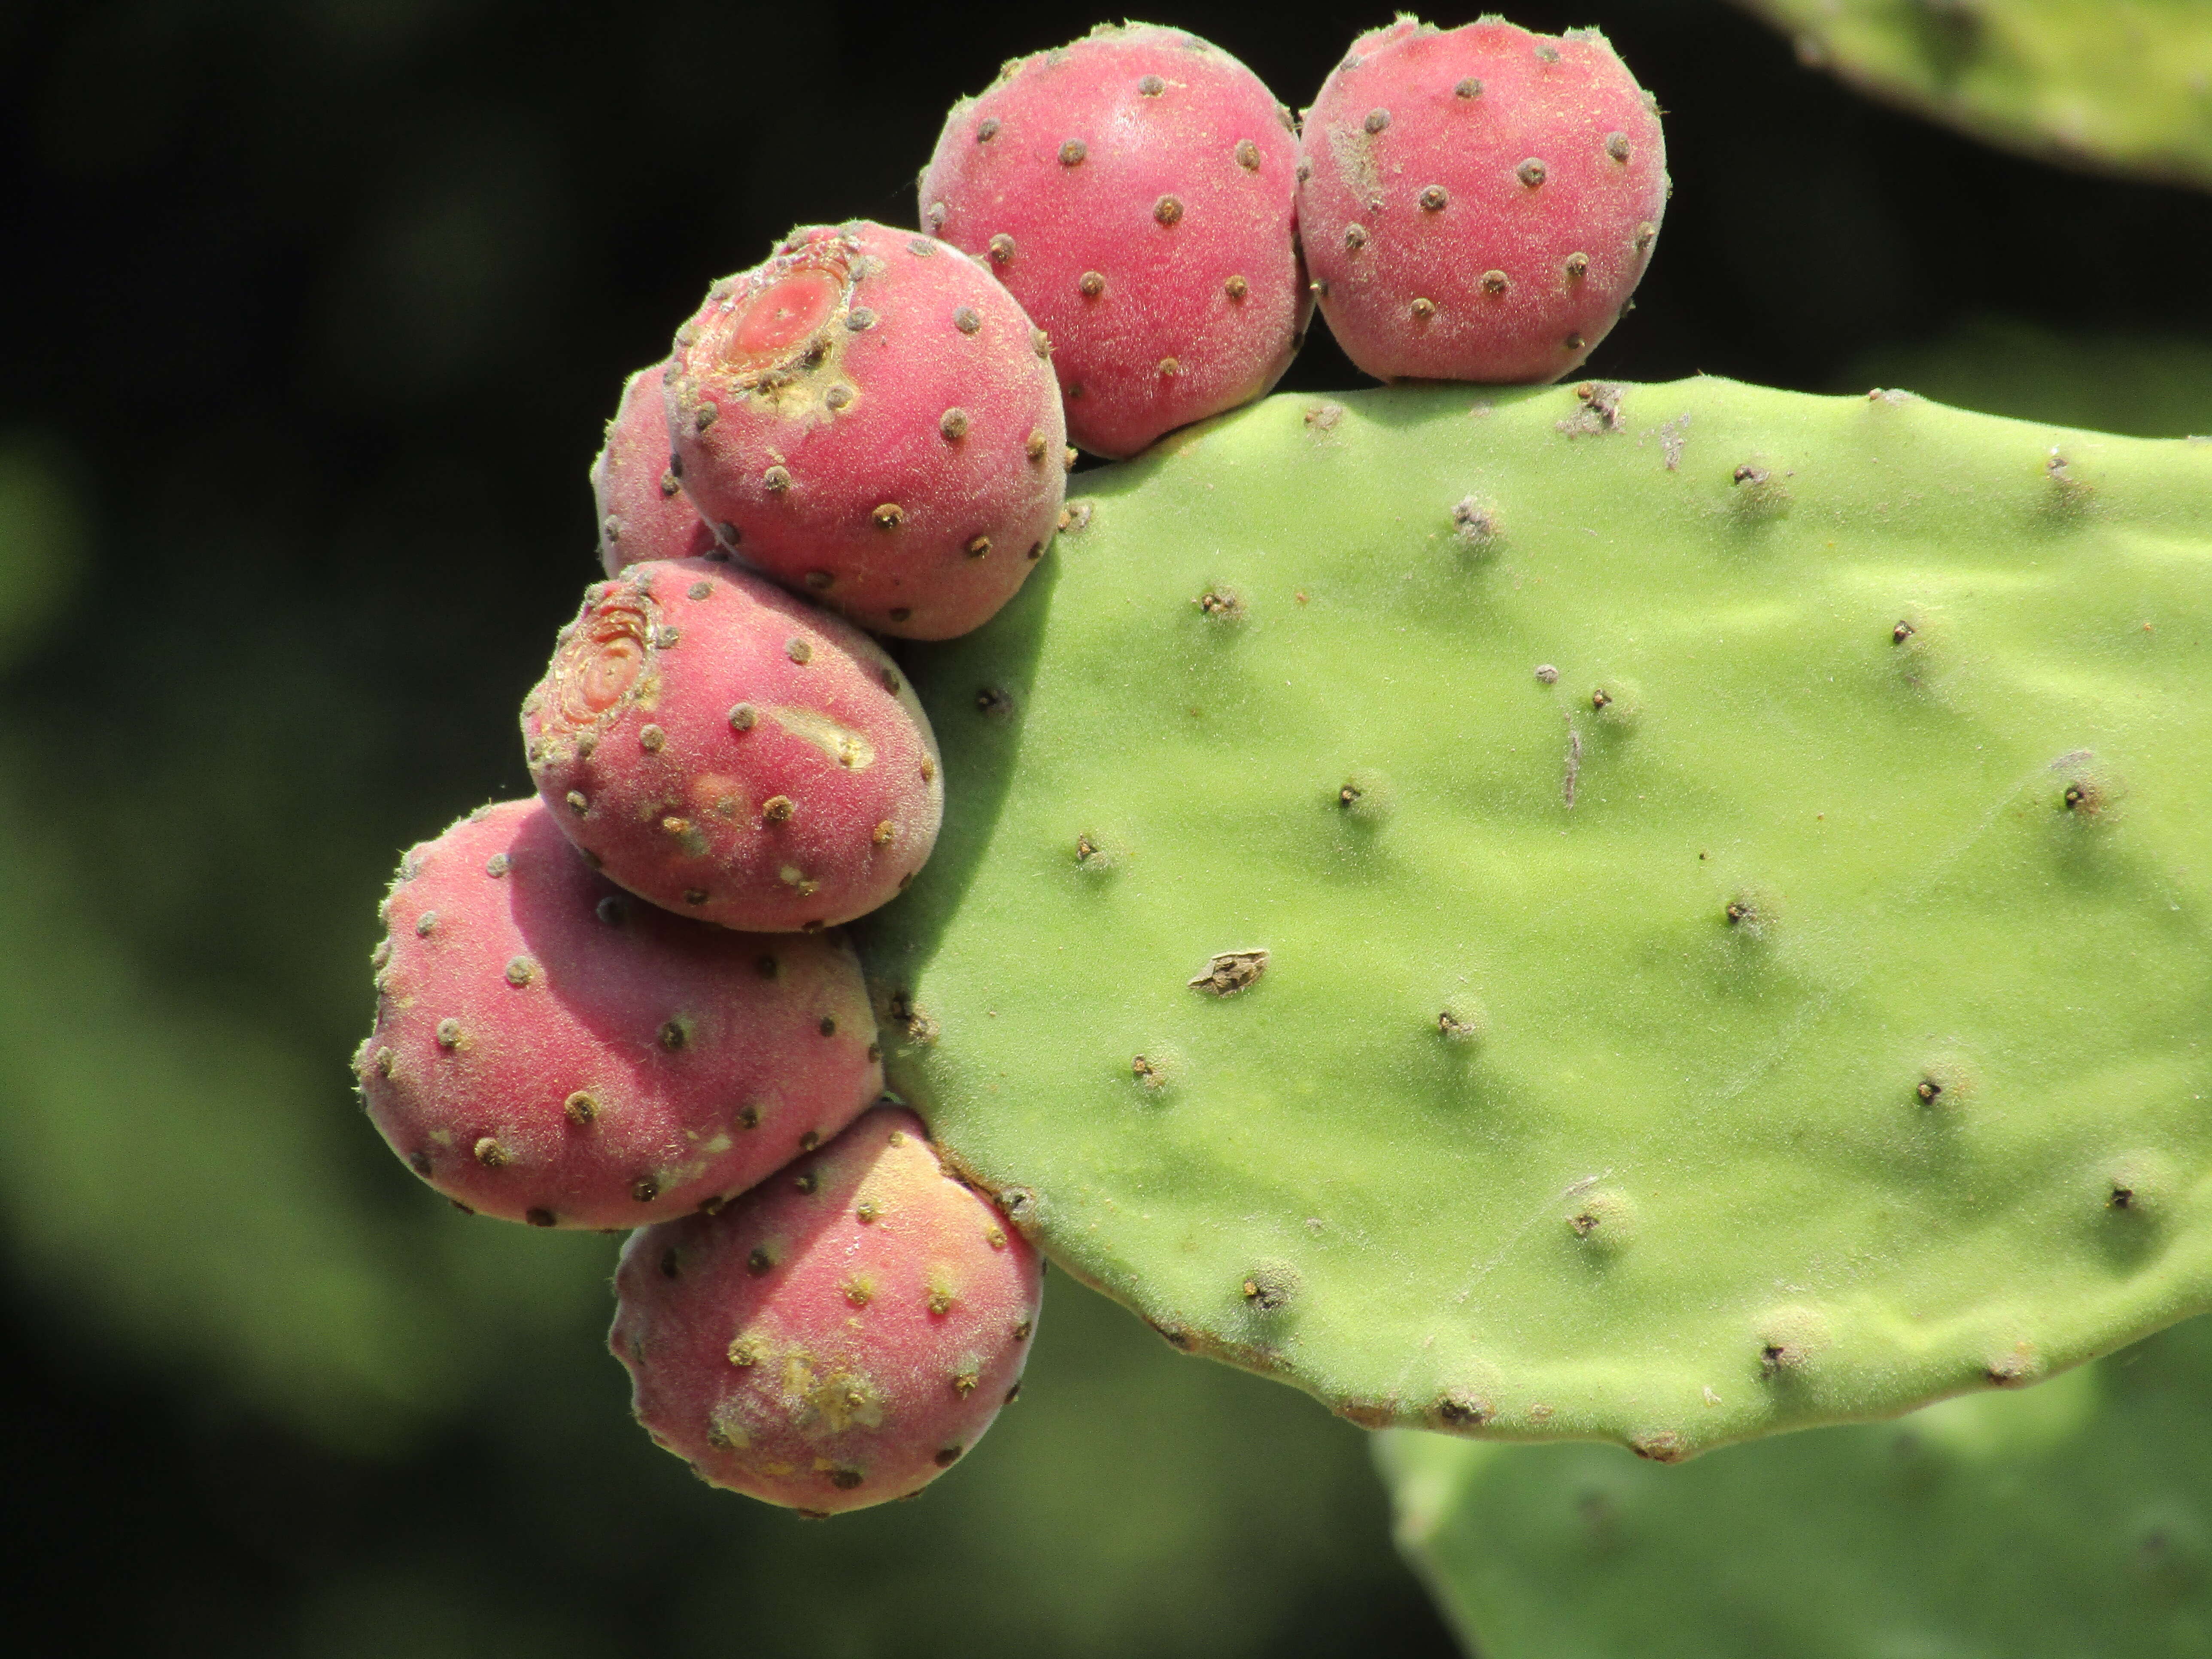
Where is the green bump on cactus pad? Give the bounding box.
[1378,1312,2212,1657]
[1740,0,2212,190]
[867,379,2212,1456]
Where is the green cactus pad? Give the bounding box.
[1378,1310,2212,1656]
[866,379,2212,1456]
[1740,0,2212,190]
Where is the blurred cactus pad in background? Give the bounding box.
[1741,0,2212,188]
[1382,1313,2212,1656]
[7,0,2212,1654]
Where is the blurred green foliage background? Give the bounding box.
[3,1,2211,1653]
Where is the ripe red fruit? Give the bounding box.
[920,23,1308,459]
[356,799,882,1228]
[1298,18,1667,383]
[665,222,1066,639]
[594,363,715,577]
[522,559,943,933]
[612,1106,1043,1514]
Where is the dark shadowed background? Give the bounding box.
[3,2,2209,1654]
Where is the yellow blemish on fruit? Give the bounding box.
[767,705,877,769]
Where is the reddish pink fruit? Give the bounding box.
[1297,18,1667,384]
[354,799,882,1229]
[920,24,1308,459]
[522,559,942,933]
[612,1106,1042,1514]
[665,222,1065,640]
[594,363,716,577]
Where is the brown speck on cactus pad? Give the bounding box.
[1189,949,1269,996]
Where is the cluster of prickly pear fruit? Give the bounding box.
[352,11,1671,1516]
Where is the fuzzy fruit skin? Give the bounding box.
[665,222,1065,640]
[354,799,882,1229]
[920,24,1308,459]
[596,364,717,577]
[611,1106,1042,1514]
[522,558,943,932]
[1297,19,1666,384]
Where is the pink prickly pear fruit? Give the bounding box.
[1297,18,1667,384]
[595,363,716,578]
[665,221,1065,640]
[611,1105,1042,1514]
[522,558,943,933]
[919,23,1308,460]
[354,799,883,1229]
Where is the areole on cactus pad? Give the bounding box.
[862,377,2212,1458]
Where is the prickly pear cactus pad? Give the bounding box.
[1377,1312,2212,1657]
[1739,0,2212,191]
[866,378,2212,1456]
